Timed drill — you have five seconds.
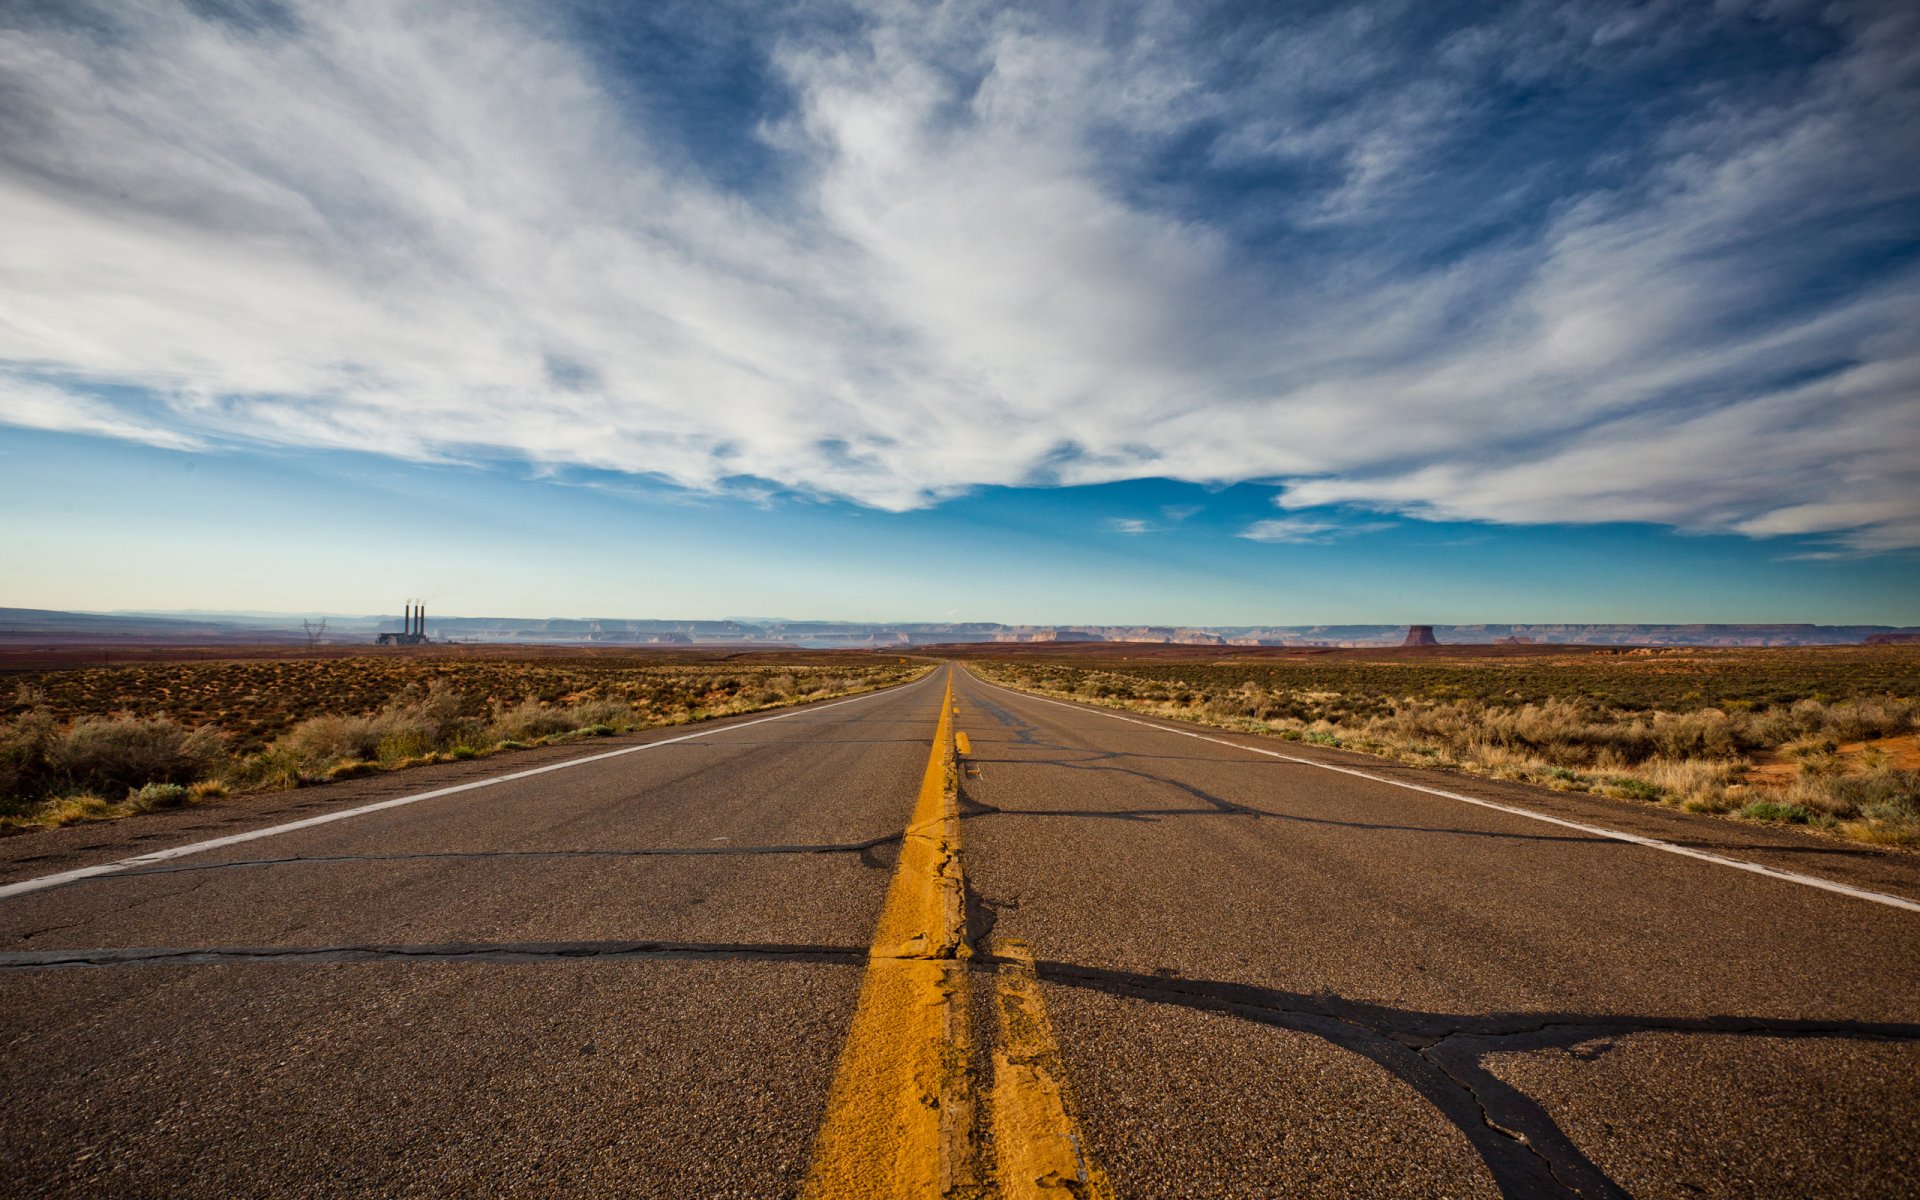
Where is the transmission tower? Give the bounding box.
[302,618,328,648]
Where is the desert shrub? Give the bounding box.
[973,650,1920,844]
[27,794,118,827]
[487,697,632,743]
[226,747,309,791]
[46,715,223,796]
[276,680,479,769]
[486,699,577,743]
[0,709,58,801]
[1788,768,1920,821]
[564,699,632,729]
[1601,776,1665,801]
[378,680,471,747]
[1651,710,1739,758]
[1742,800,1812,824]
[0,658,919,823]
[280,714,387,764]
[1640,758,1745,808]
[374,727,440,762]
[128,782,191,811]
[1816,698,1918,744]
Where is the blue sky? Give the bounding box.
[1,0,1917,622]
[6,427,1916,624]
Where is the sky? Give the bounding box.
[2,0,1917,623]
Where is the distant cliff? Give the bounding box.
[5,610,1916,650]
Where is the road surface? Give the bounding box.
[2,664,1916,1197]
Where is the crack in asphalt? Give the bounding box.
[1017,957,1920,1200]
[956,724,1629,847]
[0,940,868,970]
[957,773,1626,845]
[13,878,214,942]
[8,839,907,892]
[7,923,1912,1199]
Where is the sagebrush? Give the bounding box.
[2,659,922,830]
[972,648,1920,846]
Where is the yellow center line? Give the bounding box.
[989,937,1114,1200]
[802,673,1108,1197]
[802,677,974,1197]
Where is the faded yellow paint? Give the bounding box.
[991,938,1114,1200]
[802,677,1107,1198]
[802,678,975,1198]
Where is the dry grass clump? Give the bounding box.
[5,656,921,753]
[1,660,923,833]
[3,708,223,797]
[0,709,226,830]
[976,651,1920,847]
[243,684,644,784]
[274,680,475,766]
[487,697,632,743]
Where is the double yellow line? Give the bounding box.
[802,677,1112,1199]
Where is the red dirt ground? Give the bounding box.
[914,640,1639,663]
[0,639,906,672]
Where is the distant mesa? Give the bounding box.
[6,609,1918,652]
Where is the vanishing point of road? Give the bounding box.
[2,664,1917,1198]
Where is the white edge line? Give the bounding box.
[961,668,1920,915]
[0,672,939,902]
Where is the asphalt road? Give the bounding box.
[2,663,1917,1198]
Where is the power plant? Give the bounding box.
[376,601,430,646]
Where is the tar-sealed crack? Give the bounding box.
[20,839,908,893]
[951,750,1617,844]
[0,939,868,970]
[12,913,1916,1197]
[1018,957,1920,1200]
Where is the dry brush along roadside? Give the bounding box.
[968,649,1920,847]
[0,660,930,833]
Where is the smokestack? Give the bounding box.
[418,603,425,638]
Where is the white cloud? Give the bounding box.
[1238,517,1343,544]
[0,378,204,451]
[0,0,1915,548]
[1107,518,1156,535]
